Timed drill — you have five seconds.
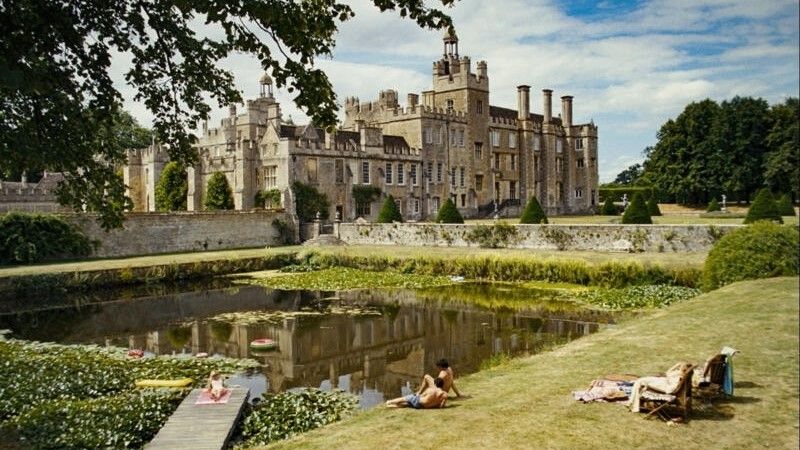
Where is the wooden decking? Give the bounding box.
[146,388,249,450]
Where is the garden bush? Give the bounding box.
[706,198,721,212]
[204,172,234,210]
[702,221,799,290]
[599,196,618,215]
[0,213,92,265]
[646,198,662,216]
[376,196,403,223]
[154,162,187,211]
[776,194,795,216]
[254,188,282,209]
[239,389,357,447]
[744,188,782,224]
[621,192,652,224]
[291,181,330,222]
[519,196,548,224]
[436,198,463,223]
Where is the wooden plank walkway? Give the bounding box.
[146,388,249,450]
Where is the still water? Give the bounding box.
[0,282,619,408]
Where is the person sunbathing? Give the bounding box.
[430,358,463,398]
[206,370,229,401]
[386,377,448,409]
[628,362,694,412]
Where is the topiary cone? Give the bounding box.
[520,196,548,224]
[621,192,652,224]
[436,198,464,223]
[745,188,782,224]
[376,195,403,223]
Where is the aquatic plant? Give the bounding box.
[573,285,700,309]
[240,267,453,291]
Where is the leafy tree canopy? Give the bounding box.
[204,172,234,210]
[291,181,329,222]
[613,163,643,185]
[1,0,457,228]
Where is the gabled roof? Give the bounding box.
[489,105,561,125]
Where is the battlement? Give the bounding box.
[126,143,169,165]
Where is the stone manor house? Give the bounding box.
[125,31,599,221]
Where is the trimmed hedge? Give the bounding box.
[621,192,652,224]
[744,188,782,224]
[436,198,463,224]
[706,198,721,212]
[519,197,548,224]
[703,221,799,290]
[376,195,403,223]
[776,194,795,216]
[599,197,618,215]
[0,213,92,265]
[646,198,662,216]
[599,186,656,202]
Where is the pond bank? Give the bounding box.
[266,277,800,450]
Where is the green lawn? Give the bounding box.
[467,213,798,226]
[264,277,799,450]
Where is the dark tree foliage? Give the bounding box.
[706,198,721,212]
[763,98,799,201]
[154,162,187,211]
[376,196,403,223]
[436,198,463,224]
[646,197,662,216]
[291,181,330,222]
[204,172,234,211]
[776,194,796,217]
[600,196,617,215]
[613,163,643,185]
[621,192,652,224]
[744,188,782,224]
[519,196,548,224]
[0,213,92,265]
[1,0,457,228]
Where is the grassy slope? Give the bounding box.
[267,277,799,450]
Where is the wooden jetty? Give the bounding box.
[146,388,249,450]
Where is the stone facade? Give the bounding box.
[334,223,738,253]
[0,172,70,213]
[126,30,599,220]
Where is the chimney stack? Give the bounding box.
[477,61,487,80]
[561,95,573,129]
[407,93,419,109]
[517,85,530,121]
[542,89,553,123]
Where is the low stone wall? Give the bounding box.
[66,211,295,258]
[336,223,740,253]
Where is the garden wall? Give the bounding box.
[66,211,295,258]
[336,223,741,253]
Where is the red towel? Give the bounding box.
[195,389,231,405]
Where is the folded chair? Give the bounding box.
[697,347,738,396]
[640,367,695,422]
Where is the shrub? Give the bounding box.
[621,192,652,224]
[291,181,330,222]
[240,389,357,447]
[646,198,662,216]
[376,195,403,223]
[776,194,795,216]
[744,188,782,224]
[599,196,617,215]
[352,185,381,213]
[204,171,234,210]
[519,196,548,224]
[154,161,187,211]
[436,198,463,223]
[702,221,799,290]
[255,188,282,209]
[707,198,721,212]
[0,213,92,265]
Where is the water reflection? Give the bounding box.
[0,283,618,409]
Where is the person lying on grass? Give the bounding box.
[386,377,448,409]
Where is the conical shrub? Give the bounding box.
[745,188,782,224]
[519,196,548,224]
[436,198,463,223]
[600,196,617,215]
[776,194,796,216]
[204,171,234,210]
[621,192,652,224]
[707,198,721,212]
[646,197,662,216]
[376,195,403,223]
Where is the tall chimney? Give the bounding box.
[561,95,573,129]
[407,93,419,109]
[477,61,487,80]
[517,85,530,120]
[542,89,552,123]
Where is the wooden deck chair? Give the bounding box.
[697,354,727,394]
[641,367,695,422]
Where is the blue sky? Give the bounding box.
[115,0,800,182]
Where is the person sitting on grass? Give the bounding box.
[386,377,448,409]
[429,358,463,398]
[206,370,229,401]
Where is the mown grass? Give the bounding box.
[263,277,799,450]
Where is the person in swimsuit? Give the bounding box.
[415,359,463,398]
[385,377,448,409]
[206,370,228,401]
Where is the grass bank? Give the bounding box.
[265,277,799,450]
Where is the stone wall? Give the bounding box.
[336,222,740,253]
[66,211,294,258]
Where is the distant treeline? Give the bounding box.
[611,97,798,204]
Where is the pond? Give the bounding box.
[0,281,621,409]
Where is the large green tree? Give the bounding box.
[155,162,188,211]
[204,172,234,210]
[763,98,799,201]
[1,0,456,228]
